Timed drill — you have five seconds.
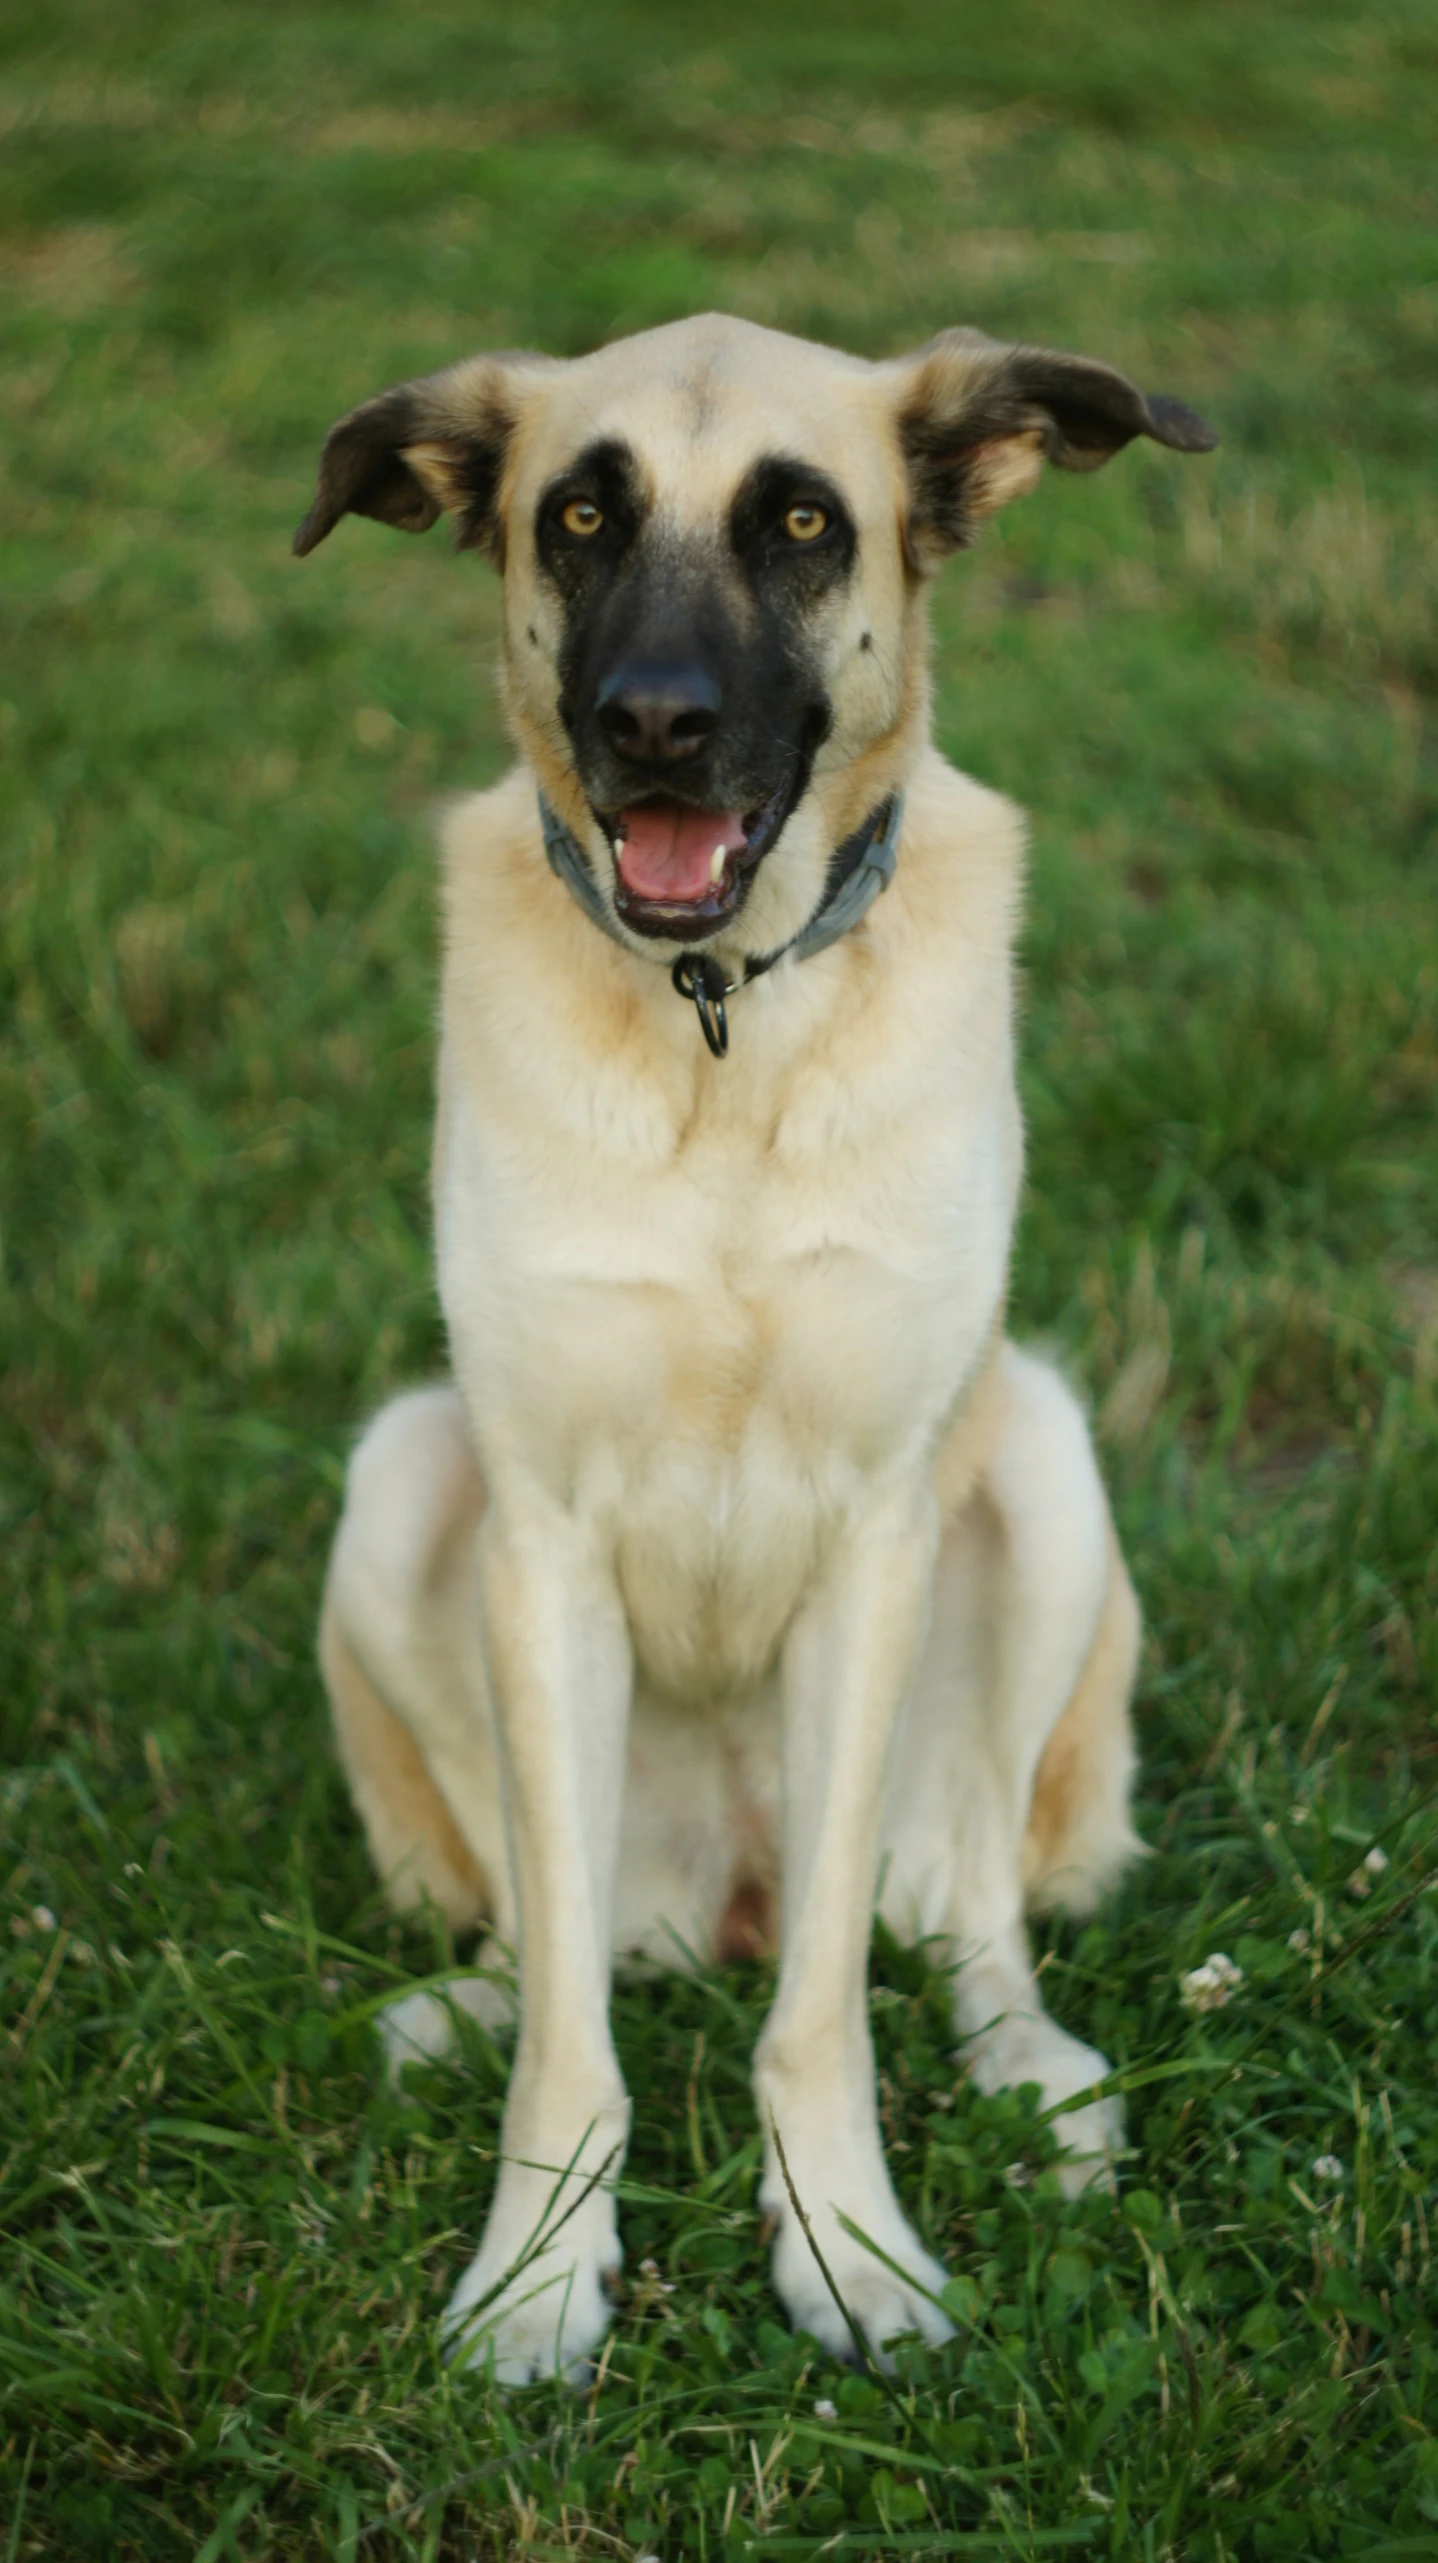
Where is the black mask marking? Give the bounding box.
[537,440,853,935]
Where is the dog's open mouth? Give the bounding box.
[607,773,794,940]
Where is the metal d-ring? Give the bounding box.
[671,953,732,1059]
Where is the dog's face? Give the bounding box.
[297,316,1213,956]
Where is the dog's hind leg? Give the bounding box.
[319,1386,519,2067]
[882,1342,1142,2193]
[321,1388,749,2078]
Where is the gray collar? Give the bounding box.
[538,789,905,1058]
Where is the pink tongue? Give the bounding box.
[616,804,746,904]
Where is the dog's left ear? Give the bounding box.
[892,329,1217,571]
[293,351,555,563]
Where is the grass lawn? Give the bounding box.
[3,1,1437,2554]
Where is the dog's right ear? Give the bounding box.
[292,353,554,564]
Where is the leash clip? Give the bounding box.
[671,953,731,1059]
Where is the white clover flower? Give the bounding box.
[31,1905,57,1932]
[1311,2155,1342,2183]
[1287,1928,1311,1953]
[1004,2161,1032,2189]
[1347,1847,1387,1899]
[1179,1952,1244,2014]
[813,2397,838,2422]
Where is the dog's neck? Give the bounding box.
[538,789,905,1059]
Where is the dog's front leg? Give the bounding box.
[444,1500,633,2383]
[755,1487,954,2366]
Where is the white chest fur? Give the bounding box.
[434,755,1024,1701]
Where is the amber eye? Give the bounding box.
[782,503,828,542]
[560,497,604,538]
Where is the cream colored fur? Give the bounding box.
[314,314,1146,2381]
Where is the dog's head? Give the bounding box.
[296,316,1214,960]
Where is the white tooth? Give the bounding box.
[710,846,726,883]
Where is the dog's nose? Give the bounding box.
[595,663,721,766]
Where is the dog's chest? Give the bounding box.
[440,1031,1014,1696]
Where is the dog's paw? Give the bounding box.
[968,2016,1122,2196]
[443,2194,618,2385]
[378,1956,518,2085]
[768,2187,954,2369]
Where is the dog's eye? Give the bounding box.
[560,498,604,538]
[782,504,828,543]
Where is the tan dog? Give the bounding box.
[298,315,1215,2379]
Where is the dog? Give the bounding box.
[296,313,1215,2380]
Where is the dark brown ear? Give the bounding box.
[292,352,552,562]
[892,328,1217,570]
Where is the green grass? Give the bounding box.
[3,1,1437,2555]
